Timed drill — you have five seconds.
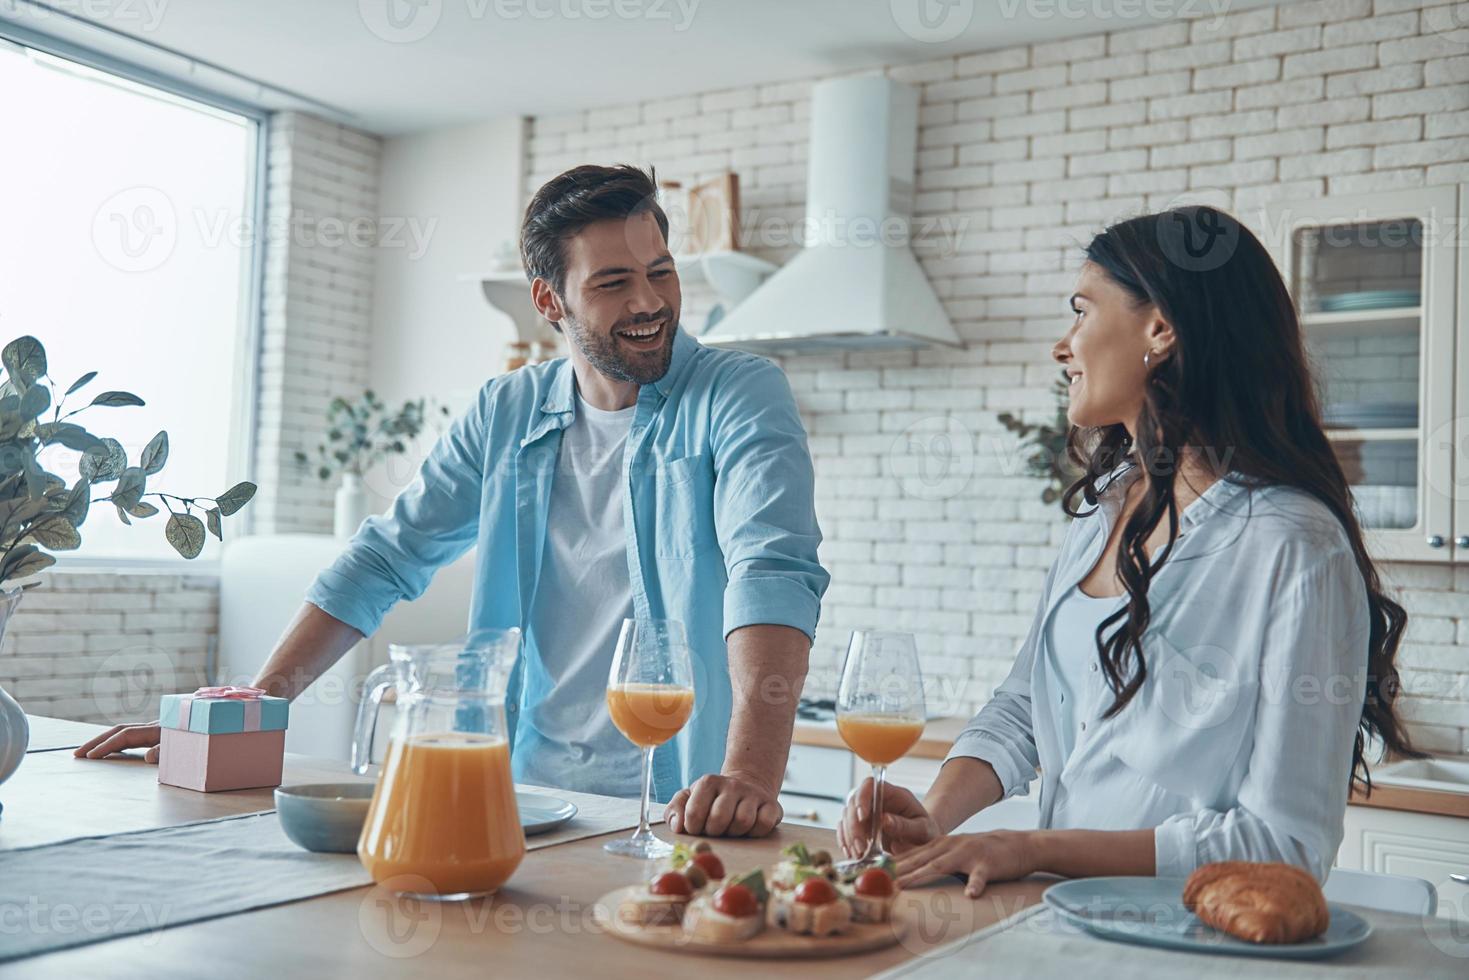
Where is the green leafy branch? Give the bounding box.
[294,389,449,482]
[996,375,1080,507]
[0,335,258,584]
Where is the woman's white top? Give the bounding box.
[947,466,1370,882]
[1043,583,1124,765]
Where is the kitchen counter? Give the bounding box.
[794,716,1469,822]
[10,715,1050,977]
[792,716,967,761]
[1350,782,1469,819]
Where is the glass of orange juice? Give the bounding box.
[604,617,694,858]
[351,629,525,899]
[836,629,924,873]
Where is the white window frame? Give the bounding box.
[0,16,270,571]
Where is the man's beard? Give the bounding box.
[561,306,677,386]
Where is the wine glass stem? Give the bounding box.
[636,745,654,838]
[863,764,886,860]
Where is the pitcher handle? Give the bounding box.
[351,663,394,776]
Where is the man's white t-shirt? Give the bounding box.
[518,390,643,797]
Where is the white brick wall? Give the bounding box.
[0,570,216,725]
[14,5,1465,752]
[2,112,383,726]
[253,112,381,535]
[524,0,1469,754]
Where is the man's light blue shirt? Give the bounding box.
[306,329,829,802]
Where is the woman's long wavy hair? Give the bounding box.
[1062,206,1423,793]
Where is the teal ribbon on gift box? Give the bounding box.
[159,691,290,734]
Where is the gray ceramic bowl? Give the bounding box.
[275,783,375,853]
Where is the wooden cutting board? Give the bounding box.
[593,885,906,959]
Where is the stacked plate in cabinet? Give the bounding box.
[1321,402,1417,430]
[1316,289,1420,312]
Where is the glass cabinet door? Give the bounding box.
[1456,184,1469,560]
[1267,185,1458,563]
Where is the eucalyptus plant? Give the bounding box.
[996,375,1081,507]
[295,390,448,482]
[0,335,257,585]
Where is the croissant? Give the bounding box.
[1182,861,1329,944]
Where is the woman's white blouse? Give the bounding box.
[946,467,1371,882]
[1043,583,1123,765]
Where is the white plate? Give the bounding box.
[518,791,577,835]
[1044,876,1372,960]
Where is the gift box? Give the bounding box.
[157,686,289,792]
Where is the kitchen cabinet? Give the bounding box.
[1265,184,1466,562]
[778,793,848,828]
[1337,803,1469,919]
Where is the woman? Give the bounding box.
[838,206,1422,897]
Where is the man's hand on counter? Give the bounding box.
[670,624,807,837]
[74,722,162,763]
[664,770,783,837]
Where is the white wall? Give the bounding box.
[24,1,1469,754]
[523,0,1469,755]
[253,113,381,535]
[353,118,528,665]
[365,117,527,511]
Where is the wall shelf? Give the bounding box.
[1301,307,1422,336]
[1325,427,1420,443]
[462,250,778,344]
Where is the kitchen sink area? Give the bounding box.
[1374,758,1469,794]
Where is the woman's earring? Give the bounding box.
[1143,351,1152,370]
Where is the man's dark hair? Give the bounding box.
[519,164,669,297]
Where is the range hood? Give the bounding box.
[699,76,962,355]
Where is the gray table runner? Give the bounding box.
[0,784,650,963]
[0,811,372,962]
[877,903,1469,979]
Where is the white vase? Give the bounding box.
[334,473,372,539]
[0,588,31,797]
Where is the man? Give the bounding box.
[77,164,829,838]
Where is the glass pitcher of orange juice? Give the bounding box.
[351,629,523,899]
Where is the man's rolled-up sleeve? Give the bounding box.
[305,385,492,638]
[709,358,829,641]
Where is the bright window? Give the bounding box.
[0,40,260,561]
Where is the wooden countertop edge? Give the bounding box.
[1350,782,1469,819]
[792,717,967,761]
[794,718,1469,818]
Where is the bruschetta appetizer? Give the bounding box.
[668,841,727,892]
[770,876,852,937]
[618,870,696,926]
[841,867,898,924]
[683,870,768,943]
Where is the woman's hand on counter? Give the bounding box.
[838,777,940,859]
[894,828,1157,897]
[894,830,1034,897]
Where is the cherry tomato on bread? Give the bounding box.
[854,868,895,897]
[649,872,693,898]
[713,884,759,918]
[691,852,725,880]
[794,878,839,905]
